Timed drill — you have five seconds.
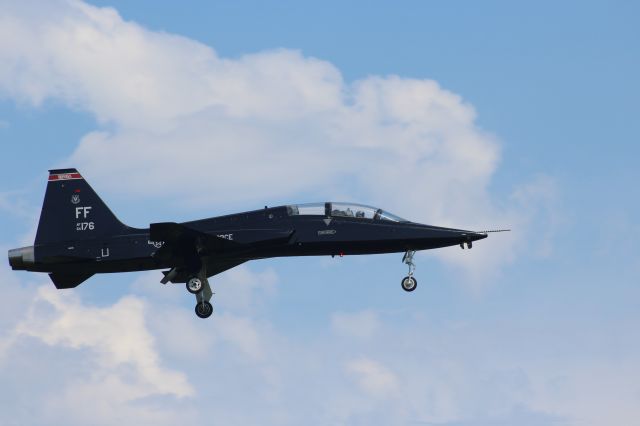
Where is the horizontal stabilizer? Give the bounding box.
[49,272,94,289]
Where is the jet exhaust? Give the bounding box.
[8,246,35,270]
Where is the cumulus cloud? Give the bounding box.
[14,286,193,396]
[0,277,195,426]
[16,286,193,397]
[0,2,591,424]
[0,0,559,280]
[2,254,640,425]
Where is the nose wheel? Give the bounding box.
[401,250,418,292]
[401,275,417,292]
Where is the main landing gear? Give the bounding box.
[401,250,418,292]
[186,273,214,319]
[195,300,213,318]
[186,276,203,294]
[160,262,215,318]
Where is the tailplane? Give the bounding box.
[49,272,95,289]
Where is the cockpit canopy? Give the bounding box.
[286,202,407,222]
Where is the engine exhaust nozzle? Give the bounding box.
[8,246,35,270]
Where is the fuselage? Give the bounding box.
[9,203,487,276]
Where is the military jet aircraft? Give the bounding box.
[8,169,500,318]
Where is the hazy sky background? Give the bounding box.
[1,1,639,425]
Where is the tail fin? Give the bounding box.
[35,169,130,245]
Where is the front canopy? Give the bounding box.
[286,202,407,222]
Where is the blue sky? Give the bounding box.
[1,1,639,425]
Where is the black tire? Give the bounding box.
[186,276,203,294]
[195,301,213,318]
[401,276,417,292]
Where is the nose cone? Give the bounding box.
[456,231,488,249]
[469,232,488,241]
[459,231,488,244]
[399,224,488,251]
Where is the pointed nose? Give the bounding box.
[470,232,488,241]
[458,231,487,249]
[456,231,487,241]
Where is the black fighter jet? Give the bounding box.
[8,169,499,318]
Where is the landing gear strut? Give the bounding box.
[401,250,418,292]
[460,239,472,249]
[185,268,214,318]
[191,276,214,318]
[162,261,215,318]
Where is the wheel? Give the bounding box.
[186,276,203,294]
[401,276,417,292]
[195,301,213,318]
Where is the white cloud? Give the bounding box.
[0,0,559,280]
[0,283,194,424]
[41,374,197,426]
[0,3,635,426]
[14,285,193,397]
[1,259,639,425]
[0,273,196,425]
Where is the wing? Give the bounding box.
[150,222,240,258]
[149,222,294,283]
[150,222,293,257]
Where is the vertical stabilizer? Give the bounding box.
[35,169,129,245]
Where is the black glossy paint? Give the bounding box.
[8,169,488,288]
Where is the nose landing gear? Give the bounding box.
[401,275,417,292]
[460,238,472,249]
[401,250,418,292]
